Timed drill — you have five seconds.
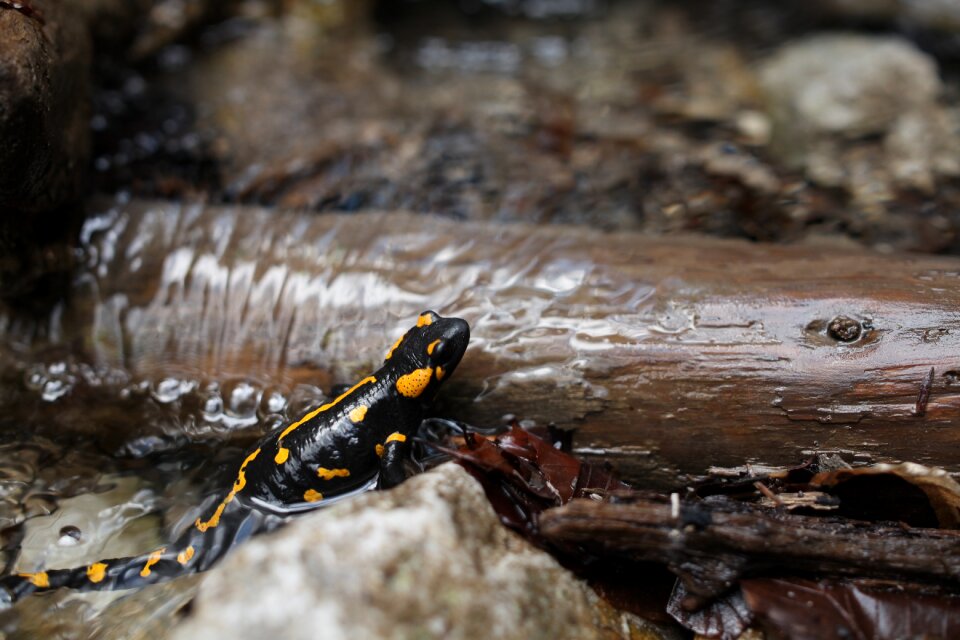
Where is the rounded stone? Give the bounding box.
[171,464,667,640]
[759,34,940,140]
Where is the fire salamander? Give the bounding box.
[0,310,469,605]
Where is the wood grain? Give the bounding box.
[34,201,960,483]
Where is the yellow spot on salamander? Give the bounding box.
[396,368,432,398]
[275,447,289,464]
[385,335,404,360]
[349,405,368,423]
[140,548,166,578]
[275,376,376,447]
[385,432,407,444]
[87,562,107,583]
[304,489,323,502]
[196,447,261,532]
[435,366,445,381]
[177,546,195,565]
[427,339,440,355]
[376,444,385,457]
[317,467,351,480]
[19,572,49,588]
[417,313,434,327]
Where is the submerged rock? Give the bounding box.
[758,33,958,201]
[171,463,668,640]
[759,34,939,144]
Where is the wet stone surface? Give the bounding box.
[171,463,673,640]
[0,433,242,638]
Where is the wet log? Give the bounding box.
[9,200,960,484]
[538,497,960,599]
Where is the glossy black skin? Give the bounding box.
[0,311,469,605]
[246,310,470,503]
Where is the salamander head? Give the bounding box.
[385,310,470,402]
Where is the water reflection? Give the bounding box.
[0,193,659,630]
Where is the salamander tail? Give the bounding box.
[0,495,272,607]
[0,541,202,606]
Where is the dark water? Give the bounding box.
[0,190,488,636]
[0,180,624,635]
[0,199,350,635]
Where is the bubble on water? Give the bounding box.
[221,379,261,429]
[58,525,82,546]
[120,435,174,458]
[24,365,46,391]
[258,386,288,419]
[46,364,76,401]
[42,379,73,402]
[201,389,224,422]
[120,379,151,399]
[151,377,196,404]
[285,384,328,421]
[25,362,78,401]
[259,413,285,437]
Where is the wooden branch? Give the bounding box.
[10,201,960,483]
[538,498,960,600]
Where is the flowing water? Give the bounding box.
[0,199,378,636]
[0,194,516,636]
[0,190,633,636]
[4,2,959,635]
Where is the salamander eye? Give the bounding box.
[428,339,453,364]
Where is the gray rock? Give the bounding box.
[885,107,960,193]
[759,34,940,143]
[757,33,960,200]
[171,463,671,640]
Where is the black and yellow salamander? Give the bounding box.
[0,310,469,605]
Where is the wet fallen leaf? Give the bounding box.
[447,424,685,629]
[812,462,960,528]
[741,578,960,640]
[451,428,960,640]
[447,424,630,537]
[666,581,751,639]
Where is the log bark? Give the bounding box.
[8,200,960,484]
[538,498,960,599]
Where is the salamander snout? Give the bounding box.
[429,316,470,374]
[385,310,471,385]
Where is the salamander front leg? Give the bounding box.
[377,432,411,489]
